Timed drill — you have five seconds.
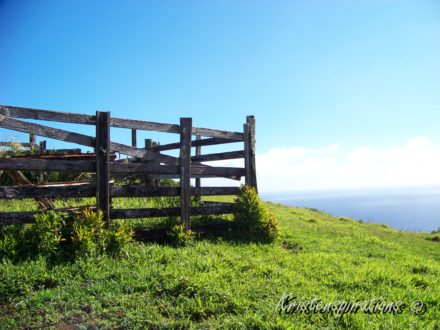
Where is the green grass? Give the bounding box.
[1,200,439,329]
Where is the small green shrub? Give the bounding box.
[105,221,134,256]
[233,185,279,243]
[0,225,22,259]
[0,208,133,261]
[168,224,195,246]
[71,208,106,257]
[29,211,65,256]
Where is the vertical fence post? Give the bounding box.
[96,111,111,226]
[29,133,36,146]
[180,118,192,231]
[39,140,46,155]
[131,129,137,147]
[152,141,160,187]
[244,115,257,192]
[195,135,202,201]
[144,139,154,187]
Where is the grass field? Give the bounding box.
[1,199,439,329]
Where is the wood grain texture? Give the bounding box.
[96,111,111,224]
[180,117,192,231]
[0,105,96,125]
[0,158,96,172]
[0,115,95,147]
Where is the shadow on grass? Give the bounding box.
[133,215,267,246]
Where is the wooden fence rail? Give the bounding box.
[0,105,257,230]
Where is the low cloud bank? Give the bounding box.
[257,136,440,192]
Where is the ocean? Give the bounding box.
[260,186,440,233]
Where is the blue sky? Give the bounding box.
[1,1,440,191]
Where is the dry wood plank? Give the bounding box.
[180,117,192,231]
[110,141,179,166]
[191,150,244,162]
[0,183,95,199]
[4,170,54,209]
[96,111,111,224]
[244,116,258,191]
[192,127,244,141]
[191,165,245,177]
[110,162,179,174]
[148,137,238,152]
[0,116,95,147]
[144,174,242,181]
[0,158,96,172]
[0,105,96,124]
[39,140,46,154]
[195,135,201,201]
[131,129,137,147]
[110,185,239,197]
[111,117,180,133]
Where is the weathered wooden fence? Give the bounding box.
[0,105,257,230]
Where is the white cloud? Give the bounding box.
[256,136,440,192]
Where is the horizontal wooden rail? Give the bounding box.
[191,150,244,162]
[0,182,96,199]
[111,203,235,219]
[112,185,239,198]
[0,158,244,178]
[0,105,96,125]
[111,117,180,134]
[0,158,96,172]
[110,162,178,174]
[110,142,179,165]
[0,184,239,199]
[149,137,241,152]
[0,116,95,147]
[192,127,243,141]
[0,105,244,140]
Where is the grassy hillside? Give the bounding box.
[1,201,439,329]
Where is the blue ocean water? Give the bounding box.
[261,186,440,233]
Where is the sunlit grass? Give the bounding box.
[0,200,439,329]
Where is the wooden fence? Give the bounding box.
[0,105,257,230]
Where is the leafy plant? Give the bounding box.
[168,224,195,246]
[71,209,106,257]
[233,185,279,243]
[28,211,65,256]
[105,221,134,256]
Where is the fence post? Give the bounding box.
[180,118,192,231]
[29,133,36,147]
[244,115,257,192]
[131,129,137,147]
[144,139,154,187]
[96,111,111,226]
[152,141,160,187]
[39,140,46,155]
[195,135,202,201]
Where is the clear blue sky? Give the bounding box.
[1,1,440,190]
